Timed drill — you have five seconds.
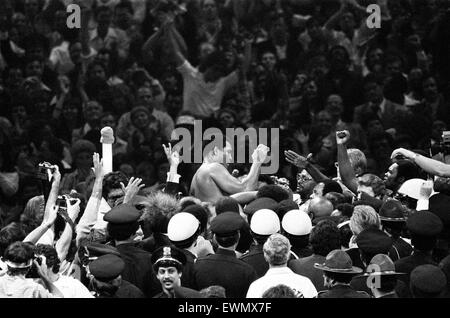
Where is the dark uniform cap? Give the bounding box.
[151,246,187,267]
[356,228,393,255]
[314,250,363,274]
[85,242,121,257]
[379,199,407,222]
[410,264,447,294]
[244,197,279,216]
[89,254,125,281]
[406,211,443,237]
[103,204,141,224]
[210,212,245,236]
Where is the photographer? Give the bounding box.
[0,241,63,298]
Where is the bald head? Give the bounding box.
[308,197,334,219]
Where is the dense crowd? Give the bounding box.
[1,0,450,298]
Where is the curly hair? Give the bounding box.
[0,223,26,256]
[309,219,341,256]
[102,172,129,200]
[263,234,291,266]
[257,185,290,203]
[35,244,60,274]
[262,284,298,298]
[4,241,35,276]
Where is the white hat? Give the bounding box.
[167,212,200,242]
[282,209,312,236]
[250,209,280,236]
[397,178,426,200]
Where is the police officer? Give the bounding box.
[357,254,406,298]
[395,211,443,288]
[167,212,201,289]
[349,228,396,295]
[151,246,201,298]
[240,209,280,278]
[281,209,313,259]
[379,200,413,261]
[104,203,161,297]
[315,250,370,298]
[88,254,144,298]
[193,212,258,298]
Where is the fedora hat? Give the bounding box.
[314,250,363,274]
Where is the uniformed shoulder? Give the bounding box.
[196,254,256,272]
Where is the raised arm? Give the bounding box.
[336,131,359,194]
[79,3,92,58]
[52,76,70,120]
[23,205,58,244]
[324,1,347,30]
[76,153,104,247]
[164,19,186,67]
[391,148,450,177]
[163,143,181,195]
[284,150,330,183]
[55,197,81,261]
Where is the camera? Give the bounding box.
[431,131,450,156]
[56,195,67,208]
[35,162,55,181]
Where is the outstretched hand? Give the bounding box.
[284,150,309,169]
[163,143,180,167]
[92,153,104,180]
[121,177,146,204]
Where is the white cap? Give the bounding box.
[282,209,312,236]
[250,209,280,235]
[167,212,200,242]
[397,178,426,200]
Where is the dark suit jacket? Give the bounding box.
[181,249,197,290]
[239,244,268,278]
[317,285,371,298]
[395,250,437,292]
[116,243,162,297]
[353,99,409,130]
[193,248,258,298]
[288,254,326,292]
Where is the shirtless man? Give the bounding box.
[190,141,269,203]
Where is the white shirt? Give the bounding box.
[177,60,238,118]
[53,276,93,298]
[246,267,318,298]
